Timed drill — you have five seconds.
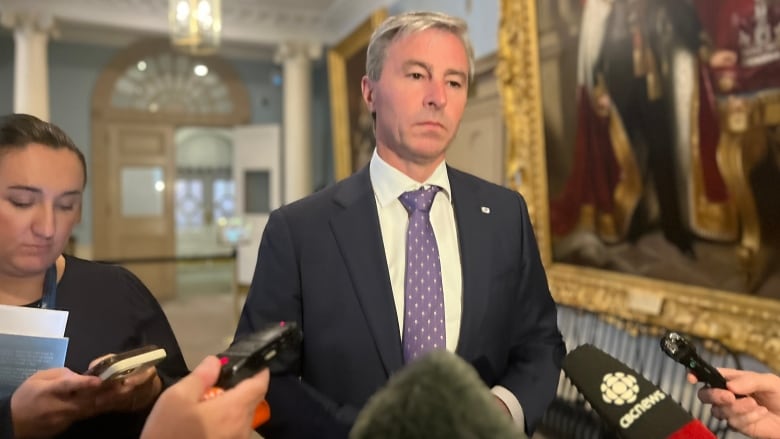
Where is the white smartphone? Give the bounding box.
[85,345,167,381]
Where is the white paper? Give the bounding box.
[0,304,69,337]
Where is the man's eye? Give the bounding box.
[57,204,76,211]
[409,72,424,79]
[448,80,462,89]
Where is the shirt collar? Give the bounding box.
[369,148,452,208]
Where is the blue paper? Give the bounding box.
[0,333,69,397]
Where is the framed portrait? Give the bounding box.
[498,0,780,370]
[328,8,388,181]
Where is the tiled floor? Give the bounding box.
[163,261,238,368]
[162,291,237,369]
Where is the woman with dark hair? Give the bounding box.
[0,114,188,438]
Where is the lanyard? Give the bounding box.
[40,264,58,309]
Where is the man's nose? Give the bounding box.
[424,81,448,109]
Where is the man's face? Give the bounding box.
[362,28,469,172]
[0,144,84,277]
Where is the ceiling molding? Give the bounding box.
[0,0,391,57]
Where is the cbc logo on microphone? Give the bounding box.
[600,372,639,406]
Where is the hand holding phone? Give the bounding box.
[203,321,302,428]
[85,346,167,381]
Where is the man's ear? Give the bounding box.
[361,76,375,112]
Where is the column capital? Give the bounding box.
[274,41,322,64]
[1,10,57,36]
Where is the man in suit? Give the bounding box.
[235,10,565,438]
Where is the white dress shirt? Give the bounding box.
[369,149,462,351]
[369,149,526,429]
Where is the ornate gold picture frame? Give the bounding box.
[497,0,780,371]
[328,8,388,181]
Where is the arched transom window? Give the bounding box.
[110,52,234,114]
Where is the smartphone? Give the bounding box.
[203,321,302,428]
[660,331,728,389]
[85,345,167,381]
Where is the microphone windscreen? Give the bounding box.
[349,350,527,439]
[668,419,719,439]
[563,344,715,439]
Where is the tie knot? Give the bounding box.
[399,186,441,213]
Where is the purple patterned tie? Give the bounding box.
[399,186,446,362]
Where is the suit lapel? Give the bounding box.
[329,168,403,375]
[449,169,493,359]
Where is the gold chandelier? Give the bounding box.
[168,0,222,55]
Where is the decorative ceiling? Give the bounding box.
[0,0,391,58]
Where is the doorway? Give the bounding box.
[91,38,250,300]
[174,127,235,296]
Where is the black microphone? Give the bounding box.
[563,344,715,439]
[349,350,527,439]
[660,331,728,390]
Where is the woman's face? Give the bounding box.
[0,143,84,277]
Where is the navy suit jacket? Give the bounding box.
[236,166,565,438]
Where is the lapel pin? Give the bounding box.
[481,206,491,214]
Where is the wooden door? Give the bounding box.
[93,122,176,300]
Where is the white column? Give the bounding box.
[276,42,321,204]
[1,12,54,121]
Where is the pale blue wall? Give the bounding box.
[48,41,117,246]
[230,59,283,125]
[390,0,499,58]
